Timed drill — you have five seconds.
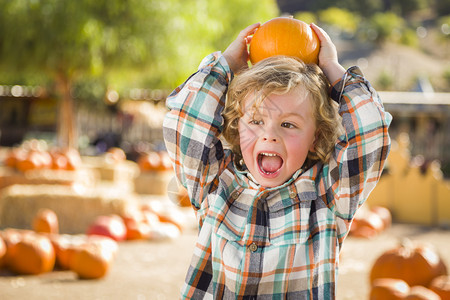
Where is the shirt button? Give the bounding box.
[231,191,239,199]
[248,243,258,252]
[289,191,297,199]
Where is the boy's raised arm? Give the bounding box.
[163,52,232,213]
[312,24,392,237]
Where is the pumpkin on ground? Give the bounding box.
[4,230,55,275]
[0,236,6,268]
[370,278,410,300]
[121,211,152,241]
[70,235,117,279]
[249,17,320,65]
[87,214,127,241]
[429,275,450,299]
[33,208,59,234]
[49,234,86,270]
[370,240,448,287]
[350,210,384,239]
[370,206,392,230]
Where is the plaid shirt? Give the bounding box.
[163,52,391,299]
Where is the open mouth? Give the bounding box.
[257,152,283,176]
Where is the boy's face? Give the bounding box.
[238,87,316,188]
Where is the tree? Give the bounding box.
[0,0,278,149]
[0,0,168,148]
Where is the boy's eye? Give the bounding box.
[250,119,264,125]
[281,122,296,129]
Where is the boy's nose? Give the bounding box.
[261,128,279,142]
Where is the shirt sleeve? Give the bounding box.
[322,66,392,239]
[163,52,233,215]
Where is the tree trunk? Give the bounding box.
[56,74,77,149]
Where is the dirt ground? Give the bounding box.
[1,217,449,300]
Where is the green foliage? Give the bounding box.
[369,12,405,44]
[443,68,450,91]
[435,0,450,16]
[0,0,278,91]
[390,0,429,16]
[318,7,360,35]
[438,15,450,40]
[400,28,419,47]
[294,11,317,24]
[376,70,394,90]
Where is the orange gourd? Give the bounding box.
[6,231,55,275]
[370,278,410,300]
[429,275,450,299]
[49,234,87,270]
[370,240,448,287]
[33,208,59,234]
[249,17,320,65]
[70,236,117,279]
[0,235,6,268]
[370,206,392,230]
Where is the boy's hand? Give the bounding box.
[223,23,260,74]
[310,23,346,83]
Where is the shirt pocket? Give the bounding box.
[268,180,318,246]
[214,200,247,243]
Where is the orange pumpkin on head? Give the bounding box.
[249,17,320,65]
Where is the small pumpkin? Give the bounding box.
[370,206,392,230]
[33,208,59,234]
[429,275,450,299]
[121,210,152,240]
[70,236,117,279]
[370,278,410,300]
[249,17,320,65]
[49,234,86,270]
[87,215,127,241]
[6,231,55,275]
[0,235,6,268]
[370,240,448,287]
[350,210,384,239]
[106,147,126,162]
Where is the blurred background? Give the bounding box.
[0,1,449,299]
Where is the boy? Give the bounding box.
[163,22,391,299]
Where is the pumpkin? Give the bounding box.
[87,215,127,241]
[6,231,55,275]
[137,151,161,171]
[49,234,87,270]
[370,240,448,287]
[121,210,152,240]
[16,150,43,172]
[157,151,173,171]
[404,286,441,300]
[350,210,384,239]
[370,206,392,230]
[70,239,115,279]
[33,208,59,234]
[370,278,410,300]
[249,17,320,65]
[0,235,6,268]
[429,275,450,299]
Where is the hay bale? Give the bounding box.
[82,157,139,192]
[134,171,174,195]
[0,184,137,234]
[0,167,99,190]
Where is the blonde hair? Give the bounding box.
[223,56,342,167]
